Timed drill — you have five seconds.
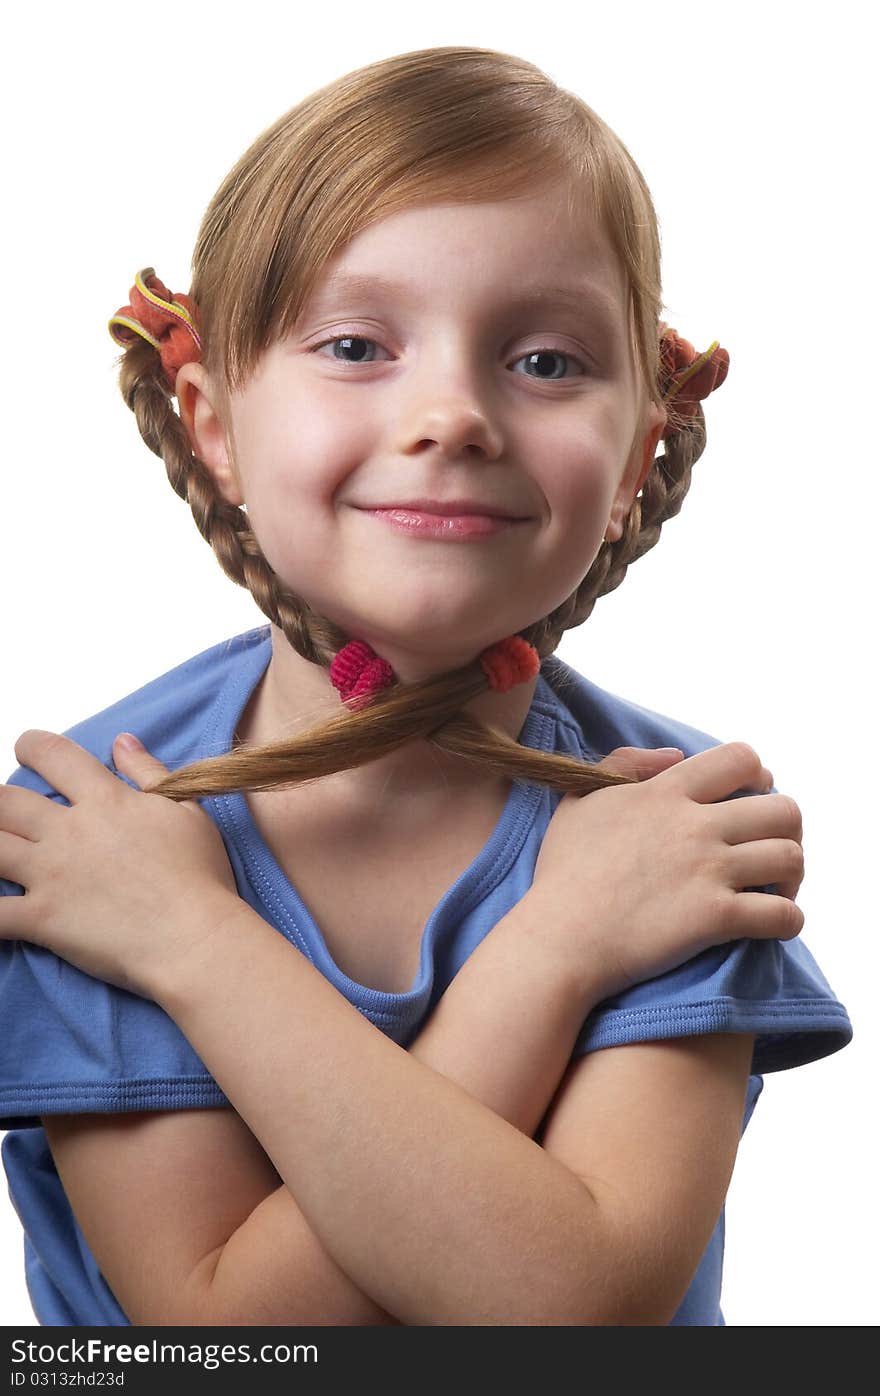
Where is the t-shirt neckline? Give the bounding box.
[202,626,561,1010]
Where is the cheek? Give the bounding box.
[231,451,353,596]
[541,428,619,522]
[233,384,362,518]
[533,424,625,596]
[552,459,611,517]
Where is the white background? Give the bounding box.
[1,0,876,1328]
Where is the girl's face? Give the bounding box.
[181,177,665,684]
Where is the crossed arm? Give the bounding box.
[47,893,754,1325]
[198,896,603,1327]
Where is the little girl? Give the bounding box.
[0,46,852,1327]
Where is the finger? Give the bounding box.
[660,741,773,802]
[597,746,685,782]
[13,730,120,806]
[0,881,38,942]
[729,889,805,941]
[111,733,173,796]
[713,791,803,849]
[727,835,805,902]
[0,783,63,840]
[0,829,36,894]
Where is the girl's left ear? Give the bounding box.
[609,404,668,540]
[635,403,668,496]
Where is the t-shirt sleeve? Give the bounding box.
[571,929,853,1074]
[0,763,229,1130]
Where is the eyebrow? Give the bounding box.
[307,272,621,331]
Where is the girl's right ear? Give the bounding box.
[175,363,245,508]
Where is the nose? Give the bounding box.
[393,353,505,461]
[404,405,504,461]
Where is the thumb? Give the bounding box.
[597,745,685,782]
[112,732,170,792]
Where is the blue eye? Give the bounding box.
[311,335,587,378]
[511,349,586,380]
[314,335,387,364]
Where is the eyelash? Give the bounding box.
[310,332,589,380]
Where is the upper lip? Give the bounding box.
[359,498,530,520]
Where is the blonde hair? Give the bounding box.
[114,46,708,803]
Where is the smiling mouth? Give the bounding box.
[361,507,530,540]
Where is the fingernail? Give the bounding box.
[657,747,684,756]
[116,733,142,752]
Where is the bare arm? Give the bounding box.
[197,892,593,1324]
[157,890,620,1326]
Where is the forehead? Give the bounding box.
[305,186,629,323]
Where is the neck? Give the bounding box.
[235,622,540,807]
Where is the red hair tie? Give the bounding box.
[659,324,730,437]
[330,635,540,710]
[108,267,202,393]
[478,635,541,692]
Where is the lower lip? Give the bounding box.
[363,508,527,539]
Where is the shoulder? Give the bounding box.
[537,657,854,1075]
[0,635,267,1128]
[539,654,723,762]
[1,626,270,807]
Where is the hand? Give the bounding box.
[0,730,241,999]
[529,741,803,1001]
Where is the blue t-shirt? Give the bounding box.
[0,625,853,1326]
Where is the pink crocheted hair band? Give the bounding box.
[330,635,541,711]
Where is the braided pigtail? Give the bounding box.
[566,397,709,624]
[557,324,726,630]
[114,333,352,663]
[520,406,707,653]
